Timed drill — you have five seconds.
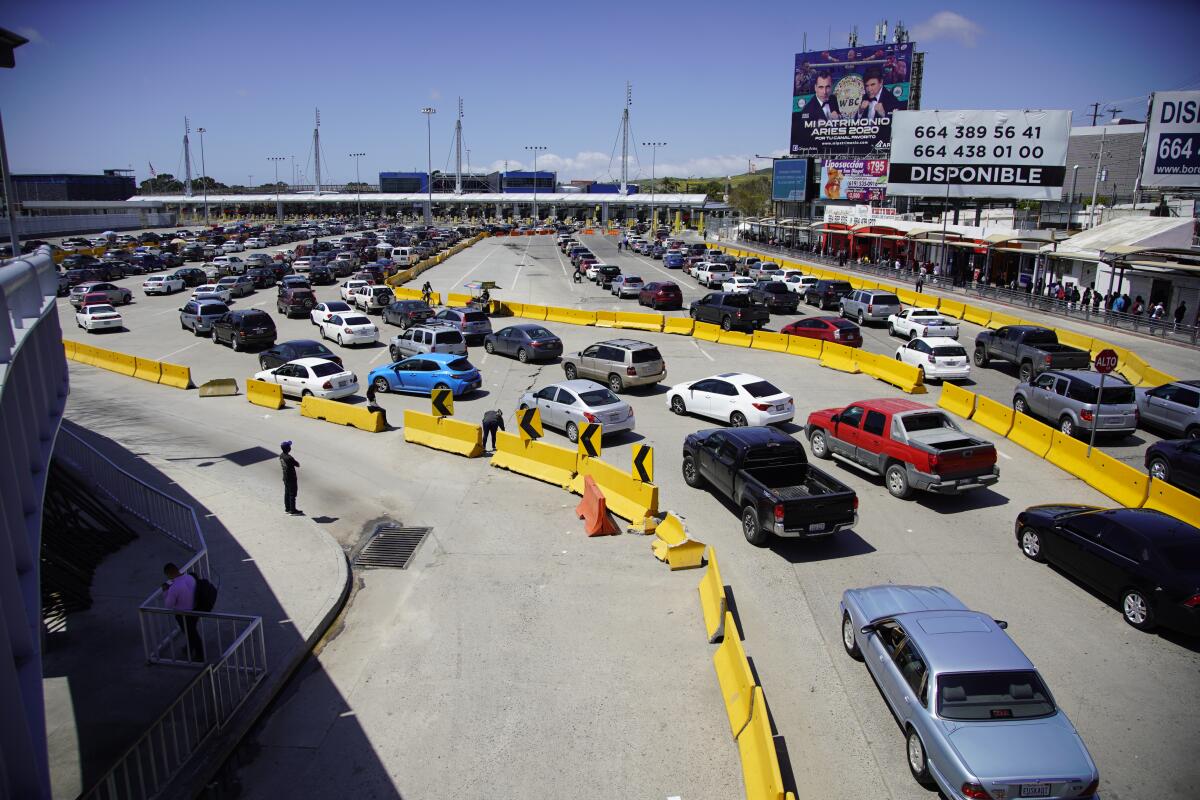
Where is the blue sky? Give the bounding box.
[3,0,1198,186]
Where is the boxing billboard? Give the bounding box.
[789,42,916,156]
[887,109,1071,199]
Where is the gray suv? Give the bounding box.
[388,324,467,360]
[1136,380,1200,439]
[561,338,667,393]
[841,289,902,325]
[431,307,492,345]
[179,299,230,335]
[1013,369,1139,439]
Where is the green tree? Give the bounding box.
[729,175,772,216]
[140,174,184,193]
[344,182,371,192]
[190,176,228,191]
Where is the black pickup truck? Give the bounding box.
[682,426,859,546]
[689,292,771,331]
[973,325,1091,382]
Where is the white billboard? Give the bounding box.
[887,110,1071,199]
[1138,91,1200,189]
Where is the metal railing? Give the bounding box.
[734,237,1200,347]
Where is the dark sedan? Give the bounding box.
[171,267,207,287]
[484,323,563,363]
[309,265,336,285]
[748,280,799,313]
[1146,438,1200,496]
[383,299,434,329]
[1016,505,1200,634]
[257,339,343,370]
[638,281,684,310]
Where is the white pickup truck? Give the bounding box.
[887,308,960,340]
[693,262,735,289]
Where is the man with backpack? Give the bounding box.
[162,562,207,661]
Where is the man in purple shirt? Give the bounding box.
[162,563,203,661]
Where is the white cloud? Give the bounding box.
[912,11,983,47]
[16,26,45,44]
[486,150,782,181]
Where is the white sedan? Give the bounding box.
[75,304,124,332]
[192,284,232,303]
[721,276,757,294]
[253,357,358,400]
[340,279,370,301]
[783,273,818,293]
[143,275,184,295]
[310,300,353,327]
[666,372,794,427]
[894,337,971,382]
[888,308,960,339]
[317,312,379,346]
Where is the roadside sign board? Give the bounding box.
[1093,349,1118,374]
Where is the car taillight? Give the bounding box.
[853,496,859,510]
[929,453,940,470]
[626,366,637,376]
[960,783,991,800]
[1080,409,1095,421]
[1184,594,1200,608]
[450,373,469,379]
[344,327,353,333]
[1079,778,1099,797]
[1043,354,1053,364]
[834,330,843,339]
[773,503,785,522]
[752,402,772,411]
[867,303,874,313]
[322,380,332,389]
[583,411,597,423]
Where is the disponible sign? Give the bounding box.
[1139,91,1200,189]
[820,158,888,202]
[888,109,1071,199]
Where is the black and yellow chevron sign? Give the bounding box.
[577,422,602,458]
[517,407,543,440]
[632,444,653,483]
[431,388,453,417]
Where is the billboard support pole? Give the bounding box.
[938,177,950,279]
[1132,92,1155,207]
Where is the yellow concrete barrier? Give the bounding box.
[751,331,790,353]
[857,351,925,394]
[446,292,474,307]
[1053,328,1094,353]
[937,298,966,319]
[910,291,941,308]
[613,311,664,332]
[663,316,695,336]
[819,341,860,374]
[962,304,992,327]
[785,336,824,360]
[594,310,617,328]
[1044,430,1090,477]
[99,349,137,377]
[1007,413,1055,458]
[1137,365,1178,388]
[545,307,596,326]
[246,378,284,409]
[158,362,194,389]
[712,613,755,739]
[987,311,1026,330]
[517,303,548,321]
[650,512,707,570]
[300,395,386,432]
[1142,479,1200,525]
[697,547,728,643]
[896,288,921,306]
[489,431,578,488]
[499,301,523,317]
[133,357,161,383]
[938,383,977,419]
[972,395,1014,436]
[570,455,659,527]
[62,339,77,360]
[717,329,753,348]
[693,321,721,342]
[1084,449,1149,508]
[738,687,789,800]
[403,409,484,457]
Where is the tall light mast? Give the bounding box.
[183,117,193,197]
[454,97,464,195]
[313,108,322,197]
[620,82,631,195]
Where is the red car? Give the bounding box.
[781,316,863,347]
[638,281,683,310]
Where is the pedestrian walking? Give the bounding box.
[915,269,925,294]
[481,409,505,452]
[280,440,301,515]
[162,563,203,661]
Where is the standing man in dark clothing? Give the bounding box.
[481,409,505,452]
[1174,301,1188,330]
[280,441,300,514]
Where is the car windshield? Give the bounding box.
[932,346,968,357]
[435,331,464,343]
[328,302,350,310]
[937,671,1056,721]
[525,327,553,339]
[310,362,344,378]
[630,347,662,364]
[200,304,228,315]
[242,312,271,325]
[829,282,853,292]
[579,388,621,407]
[875,294,901,305]
[463,312,488,322]
[723,294,752,307]
[831,319,859,330]
[446,358,475,371]
[344,316,371,326]
[1160,541,1200,570]
[296,344,330,357]
[902,412,957,432]
[912,309,940,318]
[742,380,783,398]
[87,305,116,314]
[1071,383,1136,405]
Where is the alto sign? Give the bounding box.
[1093,349,1118,374]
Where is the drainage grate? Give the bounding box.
[352,525,431,569]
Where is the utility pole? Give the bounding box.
[525,145,547,222]
[268,156,285,221]
[621,82,631,195]
[183,117,193,198]
[197,126,208,226]
[349,152,365,221]
[1107,105,1122,123]
[454,97,463,195]
[313,108,321,197]
[421,107,436,224]
[1088,129,1107,229]
[1088,102,1101,126]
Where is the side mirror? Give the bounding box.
[859,624,875,636]
[830,413,841,423]
[994,619,1009,630]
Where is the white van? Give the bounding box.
[374,243,394,261]
[393,247,416,267]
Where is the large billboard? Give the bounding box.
[790,42,916,157]
[819,158,888,202]
[771,159,810,201]
[1138,91,1200,189]
[887,109,1071,199]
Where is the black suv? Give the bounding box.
[172,267,207,287]
[210,309,277,351]
[804,279,854,311]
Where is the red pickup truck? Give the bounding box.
[804,398,1000,499]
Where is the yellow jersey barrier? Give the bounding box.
[489,431,578,488]
[697,547,728,643]
[1084,449,1149,508]
[663,316,695,336]
[62,339,77,360]
[937,298,966,319]
[971,395,1015,437]
[1053,328,1094,353]
[519,303,548,321]
[650,512,707,570]
[71,341,98,366]
[737,686,793,800]
[819,341,860,374]
[1007,413,1055,458]
[446,292,473,307]
[856,351,926,394]
[712,613,755,739]
[299,395,386,432]
[93,348,136,377]
[785,336,823,360]
[896,288,921,306]
[403,409,484,458]
[133,356,162,383]
[692,321,721,342]
[594,310,618,327]
[246,378,284,410]
[938,383,977,419]
[570,455,659,527]
[717,329,753,348]
[1044,430,1090,477]
[750,331,790,353]
[613,311,665,332]
[546,307,597,326]
[962,305,992,327]
[1137,364,1178,388]
[158,362,194,389]
[1142,479,1200,525]
[987,311,1027,330]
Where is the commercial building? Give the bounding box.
[12,171,136,203]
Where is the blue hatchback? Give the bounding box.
[367,352,482,397]
[664,253,684,269]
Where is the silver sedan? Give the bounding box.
[518,379,635,443]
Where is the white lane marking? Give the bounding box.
[551,241,577,291]
[250,300,267,308]
[369,348,388,364]
[692,339,714,361]
[153,306,182,316]
[452,244,500,287]
[480,353,490,365]
[997,450,1012,460]
[157,341,202,361]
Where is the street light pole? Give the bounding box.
[197,127,208,226]
[525,145,547,223]
[1067,164,1079,231]
[642,141,667,232]
[421,107,436,225]
[349,152,365,222]
[268,156,285,222]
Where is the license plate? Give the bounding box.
[1020,784,1051,797]
[1104,417,1122,426]
[808,523,826,532]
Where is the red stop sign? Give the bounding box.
[1094,348,1119,374]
